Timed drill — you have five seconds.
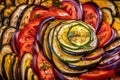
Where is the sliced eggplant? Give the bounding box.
[112,17,120,38]
[2,53,16,80]
[28,0,35,5]
[0,26,6,45]
[68,57,102,69]
[105,39,120,52]
[2,17,9,26]
[92,0,118,16]
[20,52,33,80]
[2,6,16,18]
[83,48,104,60]
[8,4,28,28]
[5,0,13,6]
[11,56,19,80]
[25,67,38,80]
[101,8,114,26]
[34,0,41,5]
[0,44,13,79]
[114,1,120,17]
[0,27,16,46]
[15,0,27,6]
[43,20,63,61]
[52,53,88,75]
[17,5,34,29]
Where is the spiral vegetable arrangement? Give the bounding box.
[0,0,120,80]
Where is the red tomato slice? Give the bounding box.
[97,22,112,48]
[61,1,77,19]
[83,4,98,30]
[79,69,116,80]
[36,50,55,80]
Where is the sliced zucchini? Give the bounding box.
[43,20,63,61]
[9,4,28,28]
[11,56,19,80]
[92,0,118,16]
[112,17,120,38]
[1,27,16,46]
[15,0,27,6]
[58,21,98,55]
[2,53,16,80]
[105,39,120,52]
[67,24,91,47]
[101,8,114,26]
[17,5,34,29]
[51,27,82,63]
[20,52,33,80]
[52,53,88,75]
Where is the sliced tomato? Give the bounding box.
[61,1,77,19]
[83,4,99,30]
[18,15,52,60]
[97,22,112,48]
[36,50,55,80]
[79,69,116,80]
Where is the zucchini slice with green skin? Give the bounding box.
[52,53,88,75]
[8,4,28,28]
[20,52,33,80]
[11,56,18,80]
[67,24,91,47]
[51,27,82,63]
[17,5,34,29]
[0,27,16,46]
[101,8,114,26]
[43,20,64,61]
[58,21,98,55]
[68,57,102,69]
[112,17,120,38]
[2,53,16,80]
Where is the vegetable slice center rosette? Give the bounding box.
[41,20,101,75]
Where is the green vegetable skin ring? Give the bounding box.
[67,24,91,47]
